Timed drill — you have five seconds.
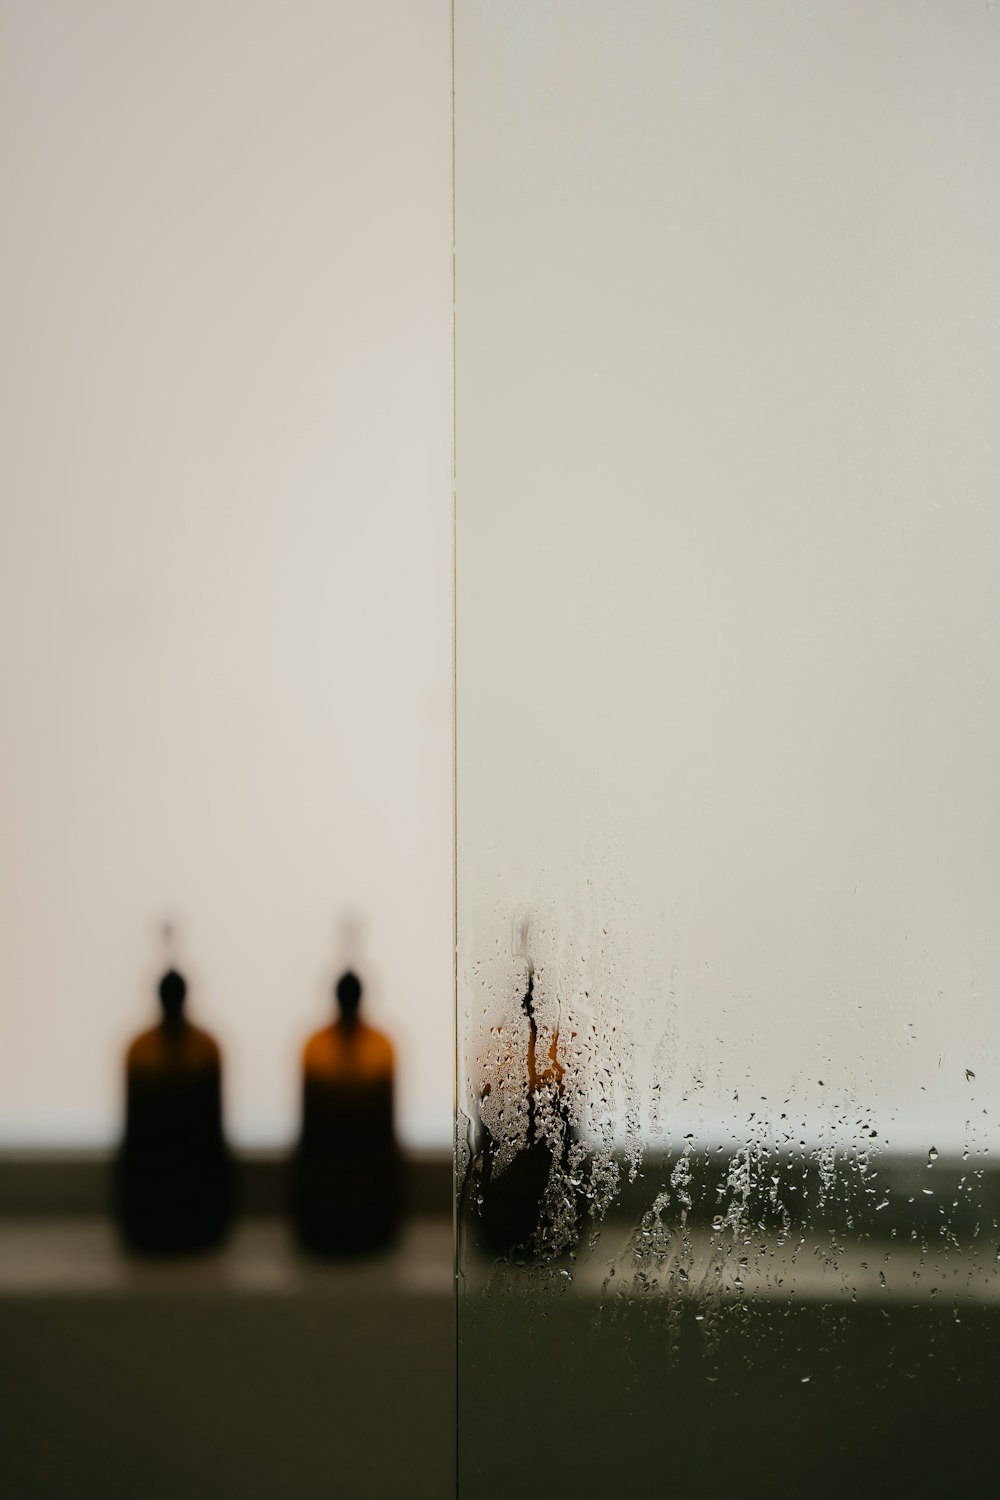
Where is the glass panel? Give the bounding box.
[455,3,1000,1492]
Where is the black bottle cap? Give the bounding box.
[336,970,362,1018]
[158,968,187,1021]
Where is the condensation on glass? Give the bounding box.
[455,3,1000,1494]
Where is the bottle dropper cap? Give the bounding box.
[158,922,186,1020]
[158,968,187,1020]
[336,970,362,1017]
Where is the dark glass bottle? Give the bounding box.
[472,960,578,1258]
[293,970,401,1253]
[118,964,232,1253]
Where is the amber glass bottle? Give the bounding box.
[293,970,401,1253]
[118,965,232,1253]
[473,958,580,1258]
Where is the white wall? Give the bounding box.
[0,0,453,1148]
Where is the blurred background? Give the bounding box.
[0,0,453,1154]
[6,2,1000,1497]
[0,5,453,1497]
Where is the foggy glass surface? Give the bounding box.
[454,3,1000,1493]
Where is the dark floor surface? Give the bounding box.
[0,1220,453,1500]
[460,1294,1000,1499]
[4,1220,998,1500]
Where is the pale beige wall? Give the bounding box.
[0,0,452,1147]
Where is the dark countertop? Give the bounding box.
[0,1201,454,1500]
